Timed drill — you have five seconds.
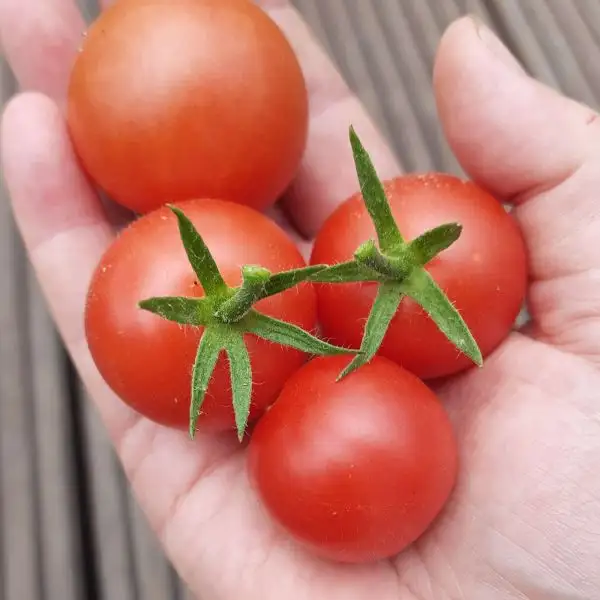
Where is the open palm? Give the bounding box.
[2,1,600,597]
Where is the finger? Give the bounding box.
[0,92,128,430]
[0,0,85,104]
[262,2,401,238]
[434,16,600,364]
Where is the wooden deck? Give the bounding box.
[1,0,600,598]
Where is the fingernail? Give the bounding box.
[471,15,525,75]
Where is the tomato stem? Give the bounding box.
[216,265,271,323]
[334,126,483,378]
[302,126,484,380]
[138,126,484,438]
[139,206,355,441]
[354,240,413,280]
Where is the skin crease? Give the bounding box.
[67,0,308,214]
[248,355,458,564]
[3,3,600,599]
[310,174,528,380]
[85,198,318,431]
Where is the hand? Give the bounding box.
[2,1,600,597]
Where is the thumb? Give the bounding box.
[433,16,600,365]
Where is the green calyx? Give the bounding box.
[138,206,355,442]
[309,126,483,380]
[137,126,483,443]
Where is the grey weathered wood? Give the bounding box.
[432,0,464,29]
[346,2,435,172]
[373,0,461,173]
[128,495,180,600]
[28,272,85,600]
[80,387,138,600]
[0,66,41,600]
[300,0,391,154]
[519,0,596,104]
[547,0,600,102]
[478,0,562,88]
[576,0,600,47]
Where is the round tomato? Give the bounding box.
[67,0,308,214]
[310,174,528,380]
[85,199,316,431]
[248,355,458,563]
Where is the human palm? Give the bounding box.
[2,2,600,598]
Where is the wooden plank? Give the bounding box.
[28,273,86,600]
[546,0,600,102]
[0,63,42,600]
[128,496,180,600]
[295,0,391,154]
[371,0,461,173]
[576,0,600,47]
[432,0,463,29]
[474,0,561,88]
[80,386,138,600]
[397,0,455,74]
[517,0,596,105]
[344,1,435,172]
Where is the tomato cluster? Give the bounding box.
[69,0,528,565]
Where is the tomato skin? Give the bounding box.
[67,0,308,214]
[310,174,528,380]
[85,199,316,431]
[248,355,458,563]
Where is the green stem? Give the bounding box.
[216,265,271,323]
[354,240,413,280]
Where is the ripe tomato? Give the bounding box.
[67,0,308,214]
[248,355,458,563]
[85,199,316,431]
[310,174,528,380]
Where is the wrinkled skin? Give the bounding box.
[2,3,600,599]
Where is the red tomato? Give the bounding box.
[310,174,528,380]
[67,0,308,214]
[248,355,458,563]
[85,199,316,431]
